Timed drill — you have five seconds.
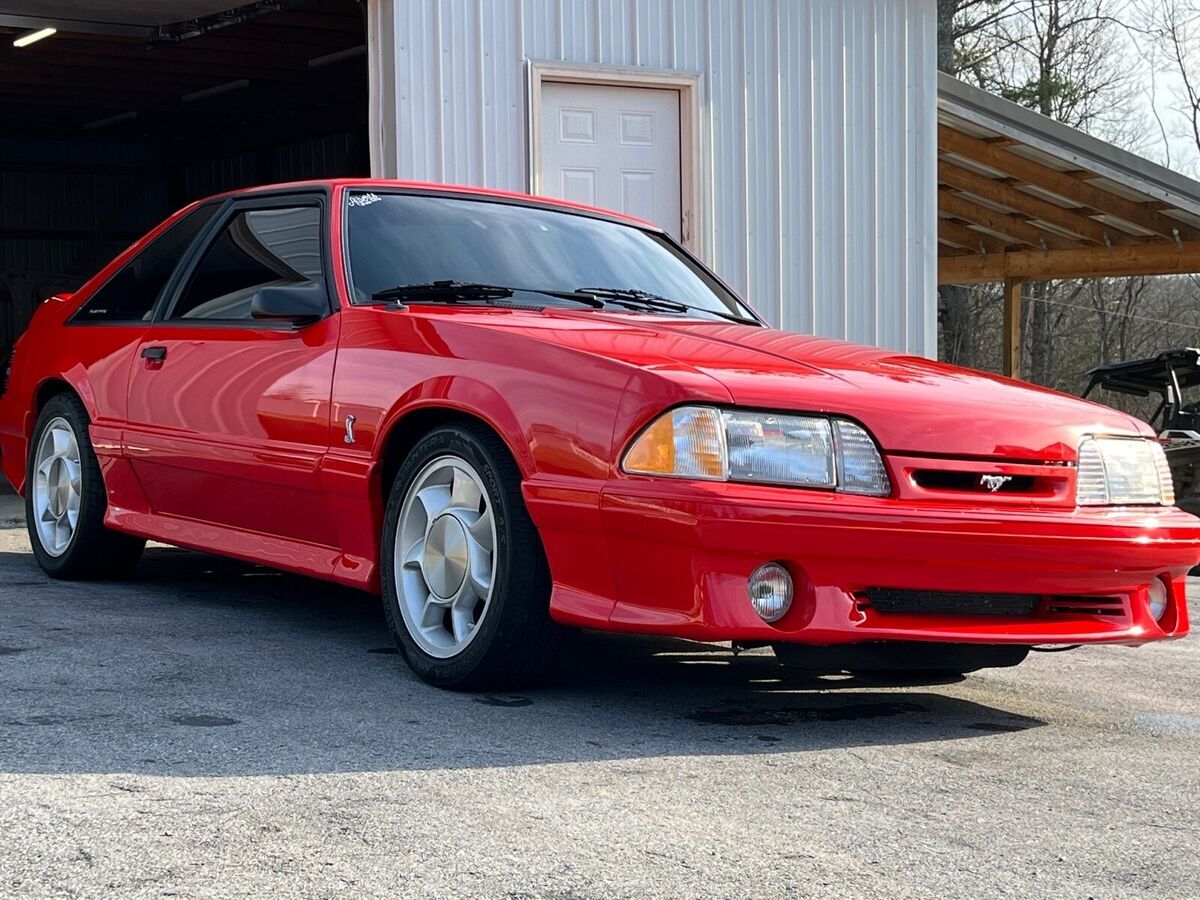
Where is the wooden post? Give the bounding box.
[1002,277,1023,379]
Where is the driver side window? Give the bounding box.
[169,205,323,321]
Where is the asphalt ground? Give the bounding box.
[0,495,1198,898]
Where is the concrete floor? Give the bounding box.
[0,487,22,528]
[0,510,1198,898]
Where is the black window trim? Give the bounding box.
[153,188,335,329]
[338,186,763,325]
[65,199,225,328]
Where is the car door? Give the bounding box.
[55,203,221,514]
[123,193,341,547]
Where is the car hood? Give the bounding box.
[437,310,1150,461]
[656,321,1149,461]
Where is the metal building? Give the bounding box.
[366,0,939,355]
[1,0,939,358]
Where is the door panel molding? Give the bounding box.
[527,60,703,254]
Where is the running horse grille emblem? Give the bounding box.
[980,474,1013,493]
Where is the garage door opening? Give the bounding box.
[0,0,368,355]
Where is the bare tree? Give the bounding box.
[938,0,1024,74]
[962,1,1147,145]
[1140,1,1200,163]
[1088,277,1151,364]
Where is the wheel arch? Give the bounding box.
[32,377,78,424]
[373,393,531,505]
[2,377,79,496]
[29,365,104,428]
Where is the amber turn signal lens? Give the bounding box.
[623,413,676,475]
[623,407,726,480]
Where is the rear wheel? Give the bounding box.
[381,423,566,689]
[26,393,145,579]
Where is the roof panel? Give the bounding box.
[1018,183,1087,209]
[940,151,1007,179]
[938,73,1200,283]
[1090,214,1155,237]
[938,72,1200,219]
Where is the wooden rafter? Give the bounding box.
[939,240,1200,284]
[938,219,1007,255]
[937,124,1199,242]
[938,160,1131,246]
[939,191,1080,250]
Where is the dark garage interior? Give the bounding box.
[0,0,368,356]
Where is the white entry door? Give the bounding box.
[539,81,682,241]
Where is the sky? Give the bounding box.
[1122,33,1199,176]
[1114,3,1200,176]
[1138,71,1199,176]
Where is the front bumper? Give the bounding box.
[529,478,1199,646]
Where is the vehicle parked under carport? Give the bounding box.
[1084,348,1200,517]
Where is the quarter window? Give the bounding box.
[170,206,323,321]
[74,204,217,323]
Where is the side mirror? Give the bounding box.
[249,282,329,325]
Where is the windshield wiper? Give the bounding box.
[370,281,607,310]
[575,287,689,312]
[368,281,753,322]
[574,287,757,324]
[371,281,516,304]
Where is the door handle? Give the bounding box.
[140,346,167,362]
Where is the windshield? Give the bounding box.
[344,191,757,323]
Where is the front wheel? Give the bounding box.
[26,392,145,579]
[381,423,566,689]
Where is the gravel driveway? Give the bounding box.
[0,513,1197,898]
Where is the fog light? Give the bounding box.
[1147,578,1170,621]
[748,563,793,623]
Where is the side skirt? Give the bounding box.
[104,508,377,592]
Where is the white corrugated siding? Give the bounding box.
[366,0,937,356]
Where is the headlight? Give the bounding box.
[622,406,891,496]
[1076,436,1174,506]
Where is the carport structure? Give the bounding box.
[936,74,1200,378]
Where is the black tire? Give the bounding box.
[381,422,566,690]
[26,392,145,580]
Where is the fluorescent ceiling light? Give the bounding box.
[84,111,137,131]
[182,79,249,104]
[13,26,56,47]
[308,45,366,69]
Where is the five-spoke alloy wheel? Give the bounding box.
[395,456,497,658]
[31,416,82,558]
[381,422,565,689]
[26,392,145,579]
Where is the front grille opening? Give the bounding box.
[865,589,1040,617]
[862,589,1128,619]
[912,471,1036,494]
[1043,596,1125,617]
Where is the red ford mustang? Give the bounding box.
[1,180,1196,688]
